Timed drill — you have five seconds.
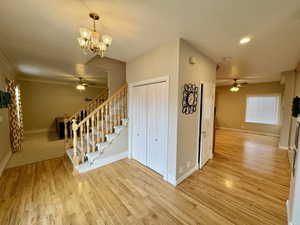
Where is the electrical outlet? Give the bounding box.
[186,161,191,168]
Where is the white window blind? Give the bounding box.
[245,95,280,125]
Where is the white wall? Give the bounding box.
[177,39,216,178]
[126,39,180,182]
[0,51,15,175]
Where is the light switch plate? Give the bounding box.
[0,115,3,123]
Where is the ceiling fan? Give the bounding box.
[229,78,248,92]
[75,77,96,91]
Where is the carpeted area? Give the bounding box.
[6,132,65,168]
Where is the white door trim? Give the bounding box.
[195,83,202,169]
[196,82,215,169]
[128,76,169,178]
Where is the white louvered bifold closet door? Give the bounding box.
[146,82,168,175]
[131,85,147,166]
[131,81,168,175]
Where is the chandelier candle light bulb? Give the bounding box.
[78,13,112,57]
[102,35,113,46]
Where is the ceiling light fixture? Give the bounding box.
[77,13,112,57]
[230,79,240,92]
[76,83,86,91]
[240,37,251,45]
[230,86,239,92]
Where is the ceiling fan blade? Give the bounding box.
[87,81,97,86]
[217,79,234,82]
[217,75,268,80]
[237,82,248,87]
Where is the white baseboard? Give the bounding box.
[24,128,55,135]
[165,175,177,186]
[166,165,198,186]
[0,150,12,176]
[76,151,128,173]
[286,200,293,225]
[216,127,279,137]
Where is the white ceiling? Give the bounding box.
[0,0,299,84]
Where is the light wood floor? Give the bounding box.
[0,130,290,225]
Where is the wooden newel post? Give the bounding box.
[64,115,69,149]
[72,119,79,166]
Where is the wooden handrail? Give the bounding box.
[67,88,108,121]
[67,83,128,168]
[77,84,127,126]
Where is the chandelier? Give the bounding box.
[77,13,112,57]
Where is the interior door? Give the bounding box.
[131,85,147,166]
[147,82,167,175]
[199,82,216,168]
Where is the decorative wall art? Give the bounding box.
[182,83,198,114]
[0,90,11,108]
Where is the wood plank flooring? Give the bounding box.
[0,130,290,225]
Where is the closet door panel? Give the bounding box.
[147,82,167,175]
[131,86,147,166]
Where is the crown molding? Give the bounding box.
[17,76,107,89]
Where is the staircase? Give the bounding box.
[64,84,128,172]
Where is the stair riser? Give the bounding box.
[66,118,127,164]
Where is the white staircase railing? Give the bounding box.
[64,88,108,149]
[65,84,127,167]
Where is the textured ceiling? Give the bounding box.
[0,0,299,85]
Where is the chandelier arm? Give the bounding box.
[78,12,109,57]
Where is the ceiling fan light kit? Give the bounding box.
[77,13,112,57]
[75,77,92,91]
[76,83,86,91]
[229,78,248,92]
[230,86,239,92]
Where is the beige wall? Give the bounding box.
[126,39,180,181]
[216,82,283,135]
[286,71,300,225]
[177,40,216,178]
[87,57,126,95]
[290,72,300,148]
[126,39,216,182]
[279,71,296,148]
[20,79,104,132]
[0,51,15,173]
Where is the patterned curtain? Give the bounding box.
[6,79,24,153]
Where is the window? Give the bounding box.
[245,95,280,125]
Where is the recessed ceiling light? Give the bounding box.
[240,37,251,45]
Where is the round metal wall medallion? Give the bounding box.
[182,83,198,115]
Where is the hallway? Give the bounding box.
[0,130,290,225]
[179,129,290,224]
